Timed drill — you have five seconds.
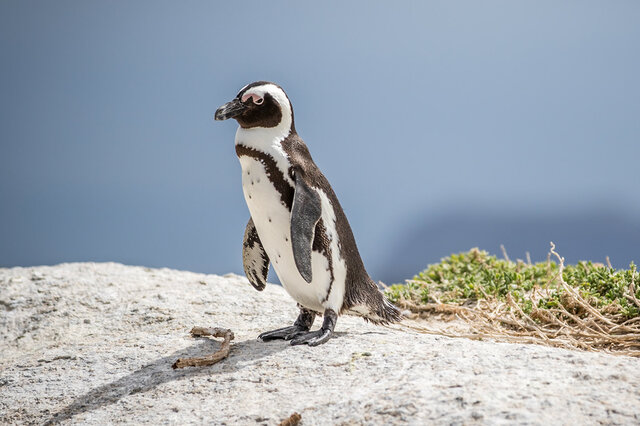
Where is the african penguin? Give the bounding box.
[215,81,401,346]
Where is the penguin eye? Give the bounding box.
[241,93,264,105]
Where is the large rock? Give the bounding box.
[1,263,639,425]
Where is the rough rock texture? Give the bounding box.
[1,263,639,425]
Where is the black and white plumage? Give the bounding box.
[215,81,401,346]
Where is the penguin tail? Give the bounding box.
[370,294,403,325]
[345,278,402,325]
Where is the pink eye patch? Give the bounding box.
[241,93,264,104]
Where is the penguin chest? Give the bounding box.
[238,156,339,313]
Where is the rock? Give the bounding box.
[1,262,639,425]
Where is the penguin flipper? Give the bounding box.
[242,217,269,291]
[290,171,322,283]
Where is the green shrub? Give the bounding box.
[386,248,639,319]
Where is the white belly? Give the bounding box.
[239,156,338,313]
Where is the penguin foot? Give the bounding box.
[290,308,337,347]
[258,307,317,342]
[258,325,309,341]
[290,329,333,346]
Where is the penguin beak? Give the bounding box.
[214,98,247,121]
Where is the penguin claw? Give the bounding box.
[290,329,333,346]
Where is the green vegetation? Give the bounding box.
[386,246,640,356]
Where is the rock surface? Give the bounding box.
[1,263,639,425]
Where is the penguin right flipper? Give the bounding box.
[242,217,269,291]
[290,169,323,284]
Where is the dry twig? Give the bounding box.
[172,327,234,369]
[500,244,510,262]
[279,412,302,426]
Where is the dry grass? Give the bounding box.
[386,244,640,356]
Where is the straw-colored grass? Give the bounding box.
[385,243,640,356]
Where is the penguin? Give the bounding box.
[215,81,401,346]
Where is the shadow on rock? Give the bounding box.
[45,336,289,425]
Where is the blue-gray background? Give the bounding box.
[1,1,639,283]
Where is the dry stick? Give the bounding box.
[531,309,592,350]
[505,295,551,342]
[500,244,511,262]
[553,302,611,337]
[591,334,640,343]
[549,243,621,329]
[278,412,302,426]
[605,256,613,269]
[544,308,605,339]
[616,317,640,328]
[557,279,618,328]
[172,327,235,369]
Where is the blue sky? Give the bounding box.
[1,1,639,282]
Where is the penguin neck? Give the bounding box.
[235,119,297,188]
[234,106,296,165]
[235,125,292,150]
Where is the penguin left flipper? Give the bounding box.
[290,169,322,284]
[242,217,269,291]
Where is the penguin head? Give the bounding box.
[215,82,294,132]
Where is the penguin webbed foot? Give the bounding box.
[290,328,332,346]
[290,308,337,347]
[258,307,317,342]
[258,325,309,341]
